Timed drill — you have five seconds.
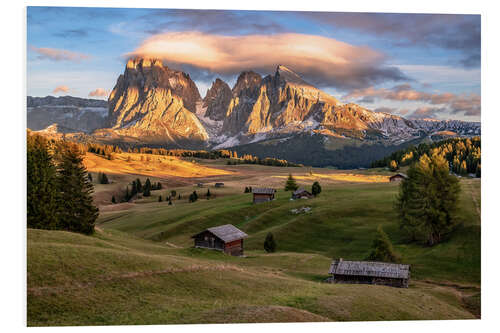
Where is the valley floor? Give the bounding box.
[27,153,481,325]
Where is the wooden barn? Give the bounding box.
[191,224,248,256]
[215,182,224,188]
[252,188,276,204]
[292,188,313,200]
[389,173,408,182]
[327,258,410,288]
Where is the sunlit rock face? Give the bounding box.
[107,58,207,143]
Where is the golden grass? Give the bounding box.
[83,152,233,178]
[273,172,390,183]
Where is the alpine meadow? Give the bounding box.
[26,7,481,326]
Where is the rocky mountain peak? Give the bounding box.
[232,71,262,97]
[203,78,232,121]
[275,64,309,86]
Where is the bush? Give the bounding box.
[311,181,322,196]
[264,232,277,253]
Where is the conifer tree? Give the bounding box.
[206,188,211,199]
[395,153,461,245]
[136,178,143,192]
[366,225,399,262]
[27,133,60,230]
[88,173,93,182]
[389,160,398,171]
[170,190,176,198]
[143,179,151,197]
[112,195,116,204]
[55,142,99,235]
[284,173,298,191]
[158,195,163,202]
[264,232,277,253]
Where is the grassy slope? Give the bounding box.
[28,158,480,325]
[99,179,480,285]
[28,228,475,326]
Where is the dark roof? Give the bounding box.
[329,259,410,279]
[390,173,408,179]
[192,224,248,243]
[293,188,311,195]
[252,188,276,194]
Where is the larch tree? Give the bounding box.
[395,152,461,246]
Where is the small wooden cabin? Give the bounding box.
[252,188,276,204]
[292,188,313,199]
[327,259,410,288]
[191,224,248,256]
[389,173,408,182]
[215,182,224,188]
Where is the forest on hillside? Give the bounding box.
[372,137,481,177]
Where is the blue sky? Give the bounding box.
[27,7,481,121]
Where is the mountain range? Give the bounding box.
[27,57,480,167]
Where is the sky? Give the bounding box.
[27,7,481,121]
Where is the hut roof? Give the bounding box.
[329,259,410,279]
[192,224,248,243]
[252,188,276,194]
[293,188,311,195]
[390,173,408,179]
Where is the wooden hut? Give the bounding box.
[327,258,410,288]
[191,224,248,256]
[292,188,313,199]
[252,188,276,204]
[389,173,408,182]
[215,182,224,188]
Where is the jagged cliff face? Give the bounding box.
[203,78,232,121]
[107,58,207,143]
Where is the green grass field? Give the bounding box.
[27,161,481,325]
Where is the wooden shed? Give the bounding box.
[389,173,408,182]
[327,258,410,288]
[292,188,313,200]
[252,188,276,204]
[191,224,248,256]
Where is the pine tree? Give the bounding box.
[170,190,176,198]
[311,181,322,197]
[168,199,172,205]
[284,173,298,191]
[88,173,93,182]
[55,142,99,235]
[136,178,143,192]
[158,195,163,202]
[206,189,211,199]
[27,133,60,230]
[395,153,461,245]
[264,232,277,253]
[178,194,181,200]
[366,225,399,262]
[143,180,151,197]
[112,195,116,204]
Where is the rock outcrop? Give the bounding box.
[203,78,232,121]
[106,58,207,143]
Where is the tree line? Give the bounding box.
[372,137,481,177]
[27,132,99,235]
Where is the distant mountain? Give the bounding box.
[27,96,108,133]
[26,59,480,167]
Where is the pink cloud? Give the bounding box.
[89,88,109,97]
[52,85,70,94]
[127,31,406,89]
[30,46,90,62]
